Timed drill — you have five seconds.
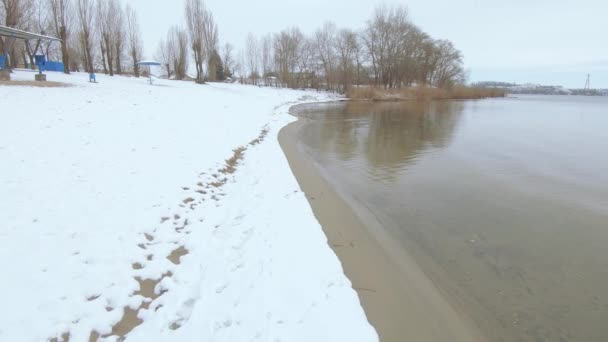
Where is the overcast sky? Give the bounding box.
[124,0,608,88]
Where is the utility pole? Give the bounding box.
[584,74,591,91]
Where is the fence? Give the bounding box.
[0,58,63,72]
[42,61,64,72]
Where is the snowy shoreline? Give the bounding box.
[279,112,488,342]
[0,71,377,341]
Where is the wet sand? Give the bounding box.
[279,118,488,342]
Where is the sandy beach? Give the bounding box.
[279,115,488,342]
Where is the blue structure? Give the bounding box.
[32,55,64,73]
[0,25,61,80]
[0,55,6,70]
[34,54,46,74]
[137,60,161,84]
[44,61,64,72]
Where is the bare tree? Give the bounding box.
[353,32,364,86]
[260,33,273,78]
[296,35,316,88]
[313,22,336,91]
[273,27,306,88]
[184,0,214,83]
[149,1,465,91]
[273,30,291,87]
[1,0,33,67]
[221,42,234,78]
[234,49,244,82]
[155,26,188,80]
[363,5,387,87]
[66,37,80,71]
[75,0,94,72]
[95,0,123,75]
[96,0,113,75]
[362,5,441,89]
[156,38,172,78]
[49,0,72,73]
[207,48,222,81]
[410,31,434,86]
[245,32,259,84]
[177,27,189,79]
[168,25,188,80]
[22,0,45,69]
[203,13,218,81]
[0,4,7,68]
[125,4,142,76]
[335,28,358,92]
[430,40,464,88]
[112,0,125,74]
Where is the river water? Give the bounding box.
[293,96,608,342]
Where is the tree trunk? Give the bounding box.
[193,50,203,84]
[104,37,113,76]
[100,41,108,74]
[60,27,70,74]
[9,46,18,68]
[106,51,113,75]
[115,43,122,75]
[132,51,140,77]
[208,60,216,81]
[84,36,94,73]
[25,41,35,70]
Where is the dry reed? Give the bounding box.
[347,86,505,101]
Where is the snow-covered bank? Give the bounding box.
[0,70,377,342]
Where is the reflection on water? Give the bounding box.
[297,101,464,182]
[293,97,608,342]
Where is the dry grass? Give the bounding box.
[99,127,273,342]
[217,127,269,175]
[124,125,272,342]
[249,127,269,146]
[347,86,505,101]
[219,146,247,175]
[0,80,71,88]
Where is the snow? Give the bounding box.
[0,70,377,342]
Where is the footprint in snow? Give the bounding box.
[215,283,229,294]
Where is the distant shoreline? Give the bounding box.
[347,86,505,101]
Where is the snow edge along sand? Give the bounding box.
[0,71,377,342]
[122,94,379,342]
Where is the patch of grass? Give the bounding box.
[249,127,269,146]
[220,146,247,175]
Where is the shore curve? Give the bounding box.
[278,111,488,342]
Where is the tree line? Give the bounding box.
[1,0,143,77]
[2,1,467,91]
[233,5,467,91]
[156,0,220,83]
